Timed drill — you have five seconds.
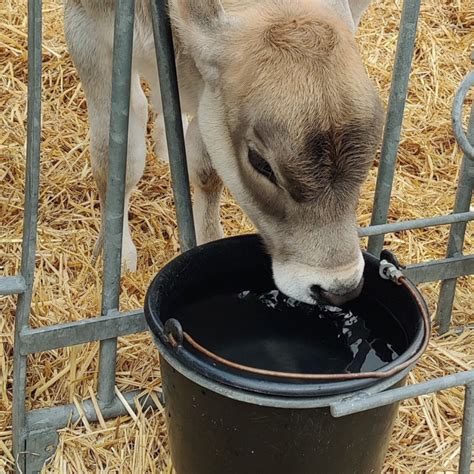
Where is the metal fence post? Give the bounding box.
[12,1,42,471]
[367,0,421,256]
[97,0,136,406]
[459,383,474,474]
[436,71,474,333]
[151,0,196,251]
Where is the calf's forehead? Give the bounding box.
[225,45,377,142]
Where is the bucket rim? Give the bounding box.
[155,333,414,408]
[145,234,430,398]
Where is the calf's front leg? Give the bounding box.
[185,117,224,245]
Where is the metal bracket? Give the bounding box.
[164,318,184,348]
[379,250,405,285]
[379,261,404,285]
[23,429,59,473]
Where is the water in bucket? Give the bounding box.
[173,289,406,375]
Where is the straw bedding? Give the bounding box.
[0,0,473,472]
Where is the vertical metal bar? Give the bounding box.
[367,0,421,256]
[97,0,135,406]
[151,0,196,251]
[459,384,474,474]
[436,102,474,334]
[12,0,42,471]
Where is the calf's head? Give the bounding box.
[176,0,384,305]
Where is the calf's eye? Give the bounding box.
[248,148,277,184]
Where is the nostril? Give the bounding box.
[310,285,323,298]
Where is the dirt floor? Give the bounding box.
[0,0,473,472]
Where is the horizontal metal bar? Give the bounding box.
[404,255,474,284]
[330,370,474,418]
[359,212,474,237]
[27,389,162,433]
[0,276,26,295]
[19,310,147,355]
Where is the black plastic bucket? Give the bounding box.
[145,234,429,474]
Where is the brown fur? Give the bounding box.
[197,1,383,219]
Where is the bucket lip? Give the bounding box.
[145,234,430,398]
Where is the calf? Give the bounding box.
[64,0,383,305]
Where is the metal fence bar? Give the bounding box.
[12,1,42,471]
[331,371,474,474]
[359,211,474,237]
[21,389,162,471]
[405,255,474,284]
[367,0,421,256]
[97,0,136,407]
[12,253,473,356]
[436,100,474,334]
[151,0,196,251]
[0,276,26,295]
[20,309,146,354]
[331,370,474,417]
[459,383,474,474]
[26,389,161,433]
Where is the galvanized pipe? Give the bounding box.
[331,372,474,472]
[367,0,421,256]
[97,0,136,406]
[330,370,474,418]
[452,71,474,161]
[405,255,474,284]
[20,309,146,355]
[12,1,43,471]
[151,0,196,251]
[27,389,162,433]
[459,383,474,474]
[359,211,474,237]
[436,99,474,334]
[0,276,26,295]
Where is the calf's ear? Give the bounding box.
[174,0,234,88]
[347,0,373,28]
[326,0,373,32]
